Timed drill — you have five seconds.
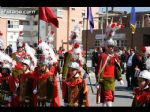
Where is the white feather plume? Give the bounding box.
[72,43,85,66]
[0,38,4,49]
[69,24,82,45]
[38,41,57,65]
[24,43,37,71]
[0,51,16,69]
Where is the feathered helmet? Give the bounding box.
[17,31,24,48]
[71,42,85,67]
[45,31,55,49]
[0,32,4,50]
[104,22,124,47]
[23,43,37,71]
[69,24,82,45]
[0,51,16,71]
[38,40,57,66]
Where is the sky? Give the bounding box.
[99,7,150,13]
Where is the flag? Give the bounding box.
[39,7,59,28]
[87,7,94,33]
[130,7,136,34]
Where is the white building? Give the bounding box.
[0,7,40,52]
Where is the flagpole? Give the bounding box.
[86,10,88,64]
[131,33,134,48]
[86,7,94,94]
[38,7,40,45]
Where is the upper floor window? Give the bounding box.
[34,21,38,25]
[82,10,86,18]
[136,21,142,28]
[19,20,30,25]
[57,7,63,18]
[72,7,75,10]
[8,20,19,28]
[72,19,75,22]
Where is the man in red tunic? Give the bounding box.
[95,22,125,107]
[18,57,35,107]
[32,41,60,107]
[0,63,13,107]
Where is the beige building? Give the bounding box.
[50,7,99,51]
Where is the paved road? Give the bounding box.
[57,70,133,107]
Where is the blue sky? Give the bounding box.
[99,7,150,13]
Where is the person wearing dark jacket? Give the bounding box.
[92,48,99,68]
[126,48,138,89]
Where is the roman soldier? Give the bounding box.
[32,41,60,107]
[131,47,150,107]
[62,61,89,107]
[95,22,125,107]
[18,43,37,107]
[0,62,13,107]
[10,31,27,106]
[44,31,61,107]
[132,70,150,107]
[62,23,86,80]
[0,51,18,107]
[11,31,26,63]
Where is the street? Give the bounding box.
[57,70,133,107]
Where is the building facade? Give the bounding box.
[82,11,150,52]
[0,7,38,52]
[50,7,99,51]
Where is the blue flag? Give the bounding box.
[130,7,136,34]
[87,7,94,33]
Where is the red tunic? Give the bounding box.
[132,87,150,107]
[19,71,34,105]
[32,66,60,107]
[62,76,89,107]
[95,53,122,103]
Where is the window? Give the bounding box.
[116,39,127,48]
[117,40,120,46]
[136,21,142,28]
[56,8,63,18]
[72,7,75,10]
[19,20,30,25]
[72,19,75,22]
[82,10,86,18]
[95,40,102,47]
[34,21,38,25]
[8,20,19,28]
